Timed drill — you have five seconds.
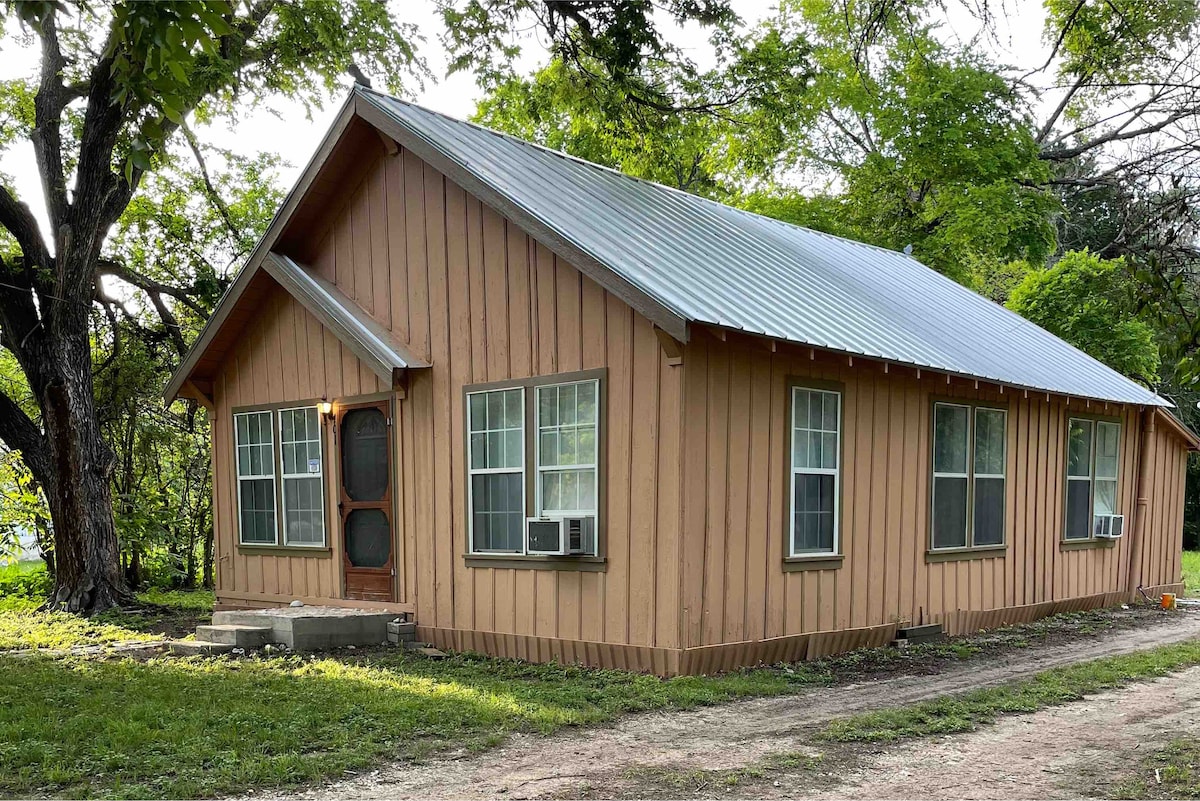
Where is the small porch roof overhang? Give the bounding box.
[165,250,427,405]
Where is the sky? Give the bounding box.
[0,0,1055,245]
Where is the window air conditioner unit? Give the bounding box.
[1093,514,1125,539]
[526,516,596,555]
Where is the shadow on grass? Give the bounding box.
[0,649,815,800]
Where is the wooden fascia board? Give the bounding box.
[163,93,361,405]
[353,93,691,344]
[1154,407,1200,451]
[263,252,429,388]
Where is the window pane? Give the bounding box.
[539,386,557,428]
[792,389,809,431]
[284,476,325,546]
[471,473,524,551]
[932,476,968,548]
[793,474,835,553]
[541,468,595,514]
[933,405,969,474]
[239,478,276,544]
[1096,422,1120,479]
[469,393,487,431]
[793,427,809,470]
[1094,478,1116,516]
[973,477,1005,546]
[1065,480,1091,539]
[1067,419,1093,477]
[578,381,597,424]
[822,393,838,432]
[822,432,838,470]
[974,409,1006,476]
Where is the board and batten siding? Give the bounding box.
[214,140,687,650]
[678,332,1187,648]
[209,127,1188,670]
[211,282,387,607]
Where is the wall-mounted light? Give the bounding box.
[318,400,333,420]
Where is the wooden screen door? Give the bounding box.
[337,399,395,602]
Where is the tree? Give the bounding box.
[0,1,742,612]
[1006,250,1161,383]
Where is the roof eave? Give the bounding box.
[164,93,362,405]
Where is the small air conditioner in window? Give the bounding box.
[1093,514,1125,539]
[526,516,596,555]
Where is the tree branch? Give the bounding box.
[0,388,50,483]
[30,8,71,230]
[96,260,206,316]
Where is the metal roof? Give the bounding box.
[261,252,429,383]
[361,88,1166,407]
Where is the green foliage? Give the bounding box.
[1007,250,1160,383]
[819,638,1200,742]
[0,562,52,599]
[1183,551,1200,595]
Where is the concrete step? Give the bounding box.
[167,639,236,656]
[195,624,273,648]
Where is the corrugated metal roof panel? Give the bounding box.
[362,89,1166,407]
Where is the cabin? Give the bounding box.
[166,87,1197,675]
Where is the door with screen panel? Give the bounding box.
[338,399,395,601]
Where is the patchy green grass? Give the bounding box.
[0,589,214,651]
[1183,551,1200,596]
[819,639,1200,743]
[0,649,823,800]
[1113,738,1200,799]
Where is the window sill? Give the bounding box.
[463,553,607,572]
[925,545,1007,563]
[1060,538,1118,551]
[238,545,332,558]
[782,555,844,572]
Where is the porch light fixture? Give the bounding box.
[318,400,333,420]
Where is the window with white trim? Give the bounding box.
[235,410,277,545]
[1065,418,1120,540]
[931,403,1007,550]
[536,381,598,517]
[279,407,326,547]
[467,387,525,552]
[465,377,602,556]
[789,386,840,556]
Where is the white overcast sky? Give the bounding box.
[0,0,1052,243]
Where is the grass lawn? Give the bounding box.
[0,649,819,799]
[1183,550,1200,596]
[0,565,214,651]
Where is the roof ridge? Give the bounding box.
[357,87,920,264]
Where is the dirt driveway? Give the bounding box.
[265,609,1200,801]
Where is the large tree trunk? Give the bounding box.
[39,334,131,613]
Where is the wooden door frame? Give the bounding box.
[336,395,397,602]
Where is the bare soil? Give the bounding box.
[257,607,1200,801]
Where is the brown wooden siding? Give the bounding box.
[211,285,389,606]
[214,141,685,649]
[678,331,1187,647]
[209,131,1190,671]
